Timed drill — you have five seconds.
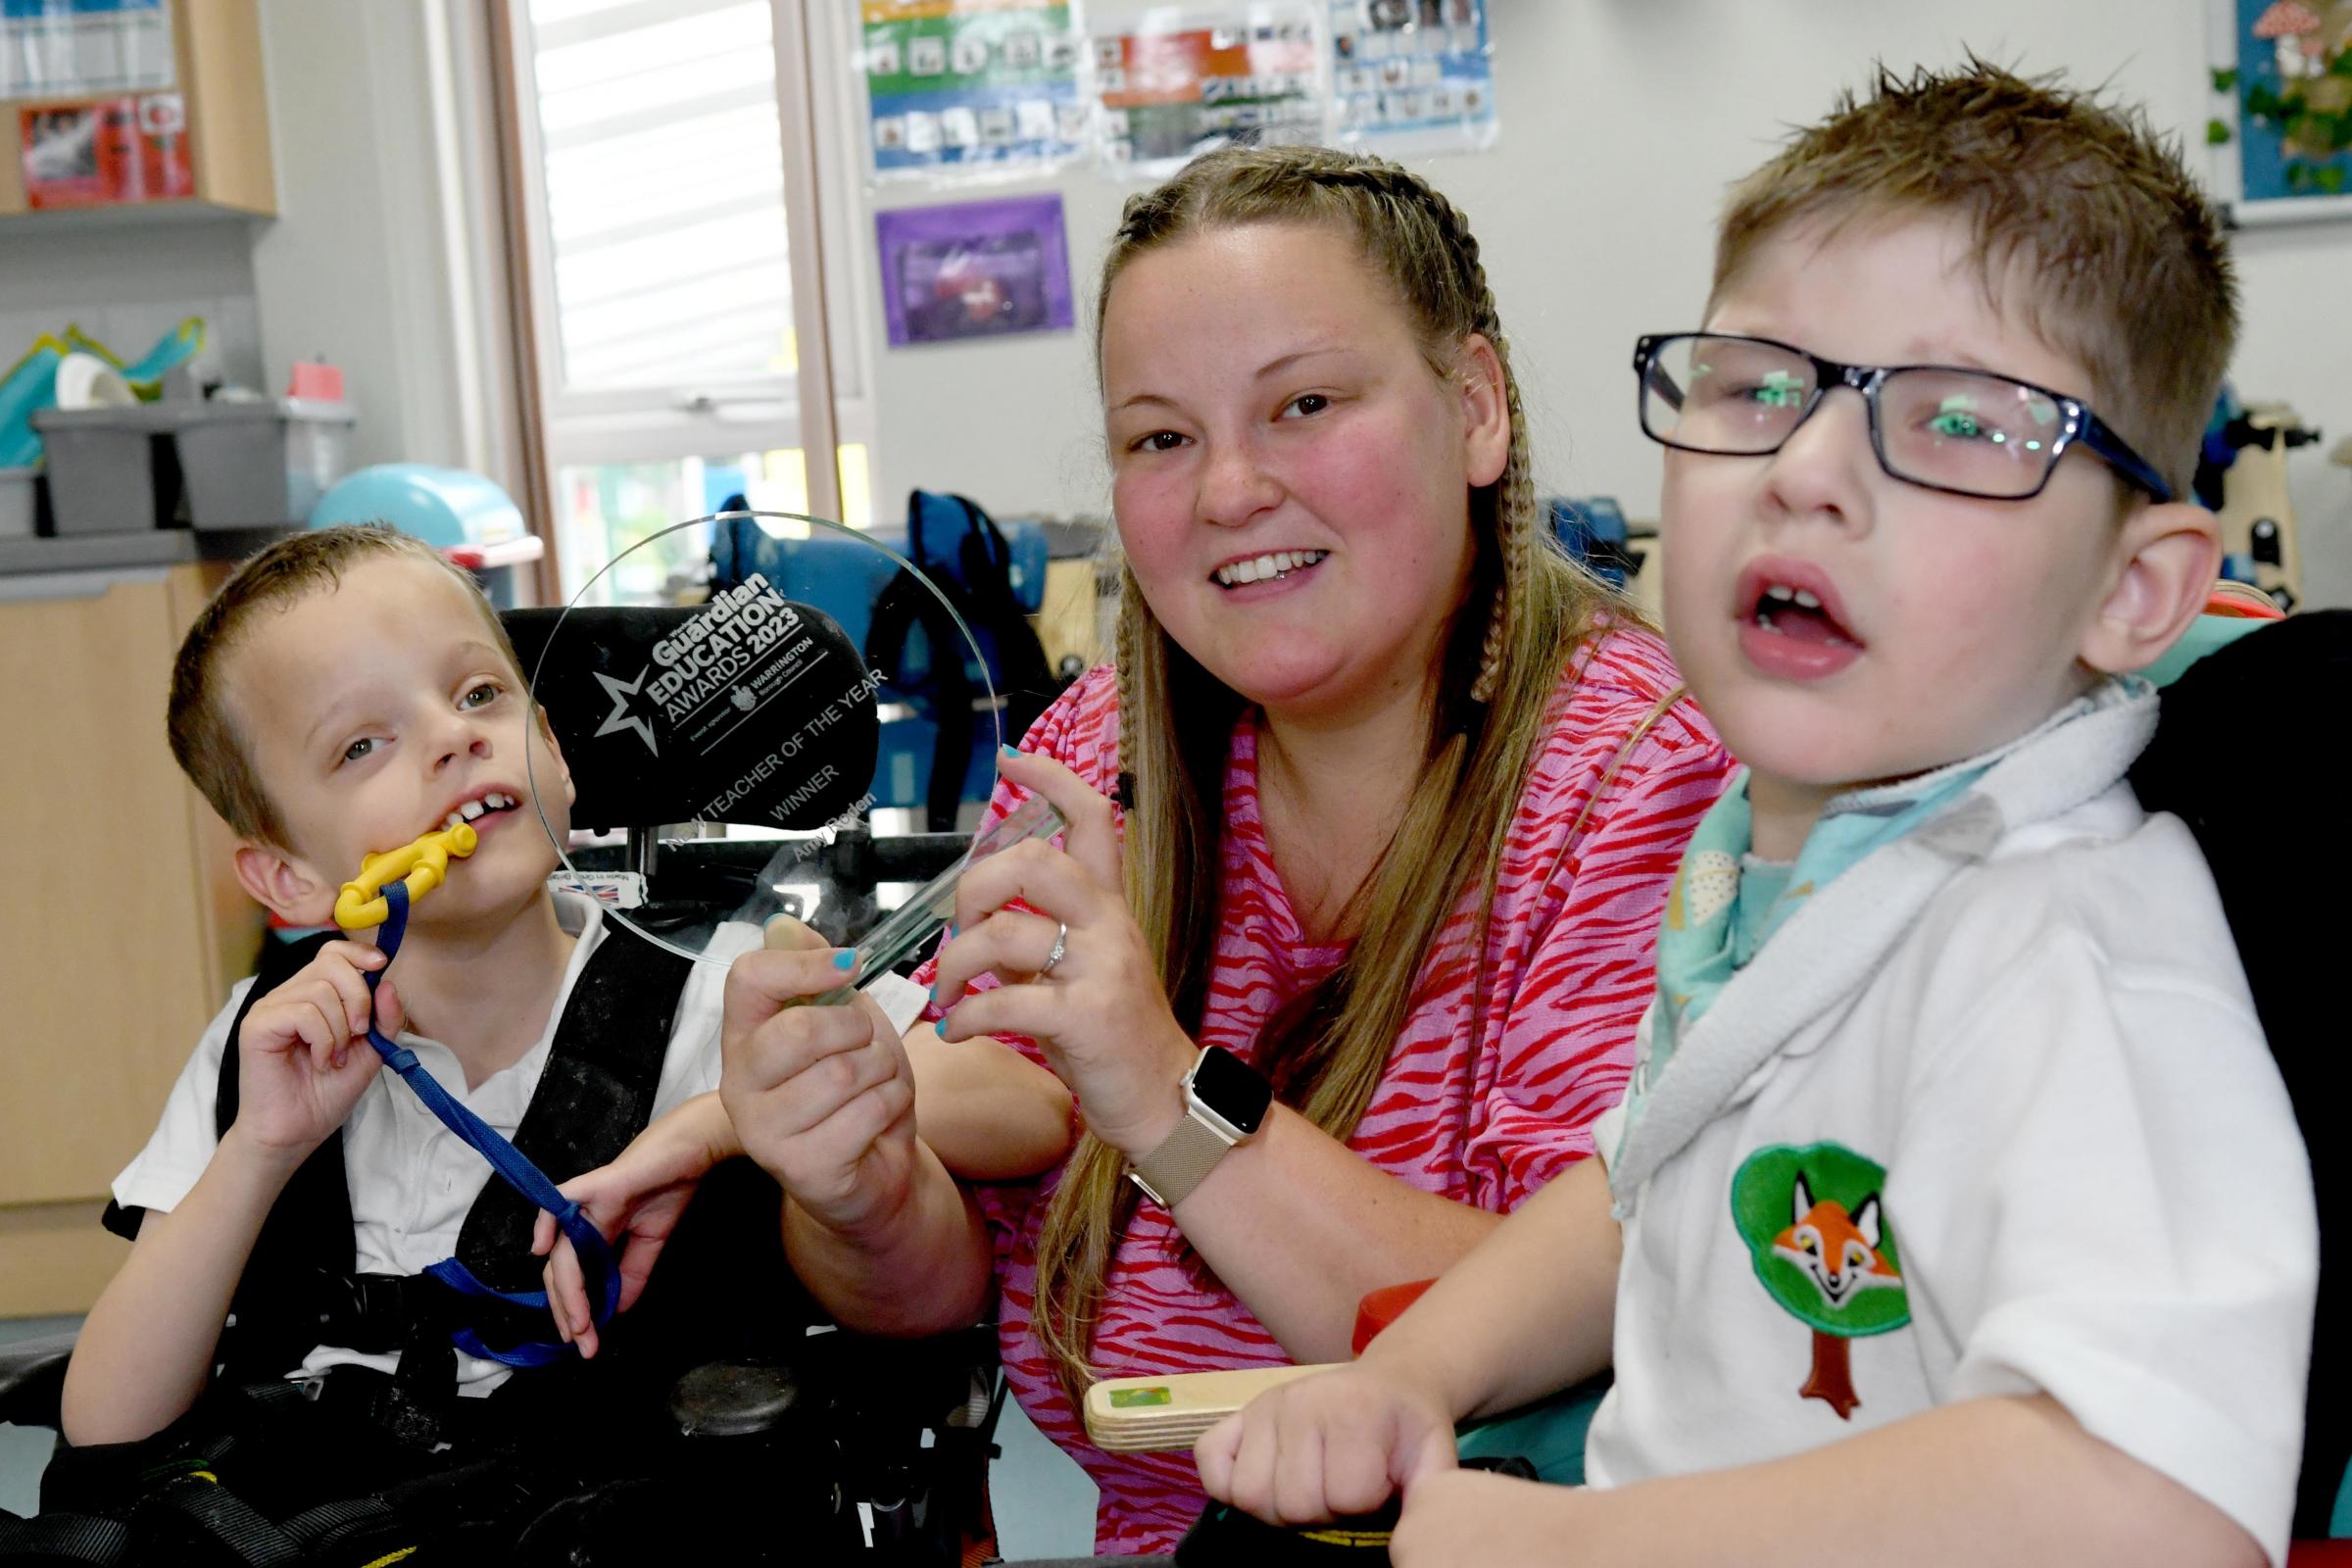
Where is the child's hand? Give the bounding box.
[532,1107,721,1359]
[231,941,396,1158]
[1389,1465,1585,1568]
[1196,1362,1459,1528]
[720,917,918,1239]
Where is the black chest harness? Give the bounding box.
[108,907,693,1406]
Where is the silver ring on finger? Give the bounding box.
[1038,919,1068,979]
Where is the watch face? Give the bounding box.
[1190,1047,1274,1137]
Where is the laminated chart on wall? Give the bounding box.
[1,0,175,100]
[1328,0,1494,155]
[859,0,1089,182]
[1090,8,1322,178]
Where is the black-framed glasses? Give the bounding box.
[1632,332,2173,503]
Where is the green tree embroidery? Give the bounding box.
[1730,1143,1910,1420]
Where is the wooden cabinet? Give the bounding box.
[0,0,272,220]
[0,562,258,1316]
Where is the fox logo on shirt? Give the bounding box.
[1732,1143,1911,1421]
[1774,1174,1901,1309]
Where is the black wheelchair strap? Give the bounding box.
[176,913,690,1382]
[142,1473,304,1566]
[454,918,693,1293]
[211,932,338,1143]
[271,1461,523,1563]
[277,1494,400,1559]
[213,934,361,1380]
[0,1509,136,1565]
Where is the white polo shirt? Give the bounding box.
[1587,689,2317,1566]
[114,891,927,1396]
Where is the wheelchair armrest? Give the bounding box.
[0,1330,75,1432]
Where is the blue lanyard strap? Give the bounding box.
[364,880,621,1366]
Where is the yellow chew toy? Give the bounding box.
[333,822,479,929]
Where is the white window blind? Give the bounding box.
[525,0,797,399]
[507,0,866,592]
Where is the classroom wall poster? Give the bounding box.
[2210,0,2352,222]
[860,0,1088,183]
[874,192,1074,347]
[1090,8,1322,177]
[1328,0,1494,155]
[0,0,173,100]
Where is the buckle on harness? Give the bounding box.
[299,1331,461,1453]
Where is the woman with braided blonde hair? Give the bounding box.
[716,144,1730,1552]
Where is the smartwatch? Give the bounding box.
[1128,1046,1274,1208]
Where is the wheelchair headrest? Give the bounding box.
[504,598,879,835]
[2136,610,2349,824]
[2132,609,2351,1539]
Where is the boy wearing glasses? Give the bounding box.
[1196,61,2317,1567]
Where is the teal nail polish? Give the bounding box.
[1001,744,1019,758]
[832,950,856,971]
[946,921,957,939]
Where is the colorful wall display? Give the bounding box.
[859,0,1089,182]
[1327,0,1494,154]
[1089,9,1322,176]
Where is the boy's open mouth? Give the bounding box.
[430,790,523,836]
[1749,582,1857,647]
[1734,559,1864,681]
[1738,563,1860,649]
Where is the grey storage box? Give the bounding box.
[29,403,191,535]
[175,398,356,528]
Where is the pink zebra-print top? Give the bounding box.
[914,626,1731,1554]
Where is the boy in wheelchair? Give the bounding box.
[29,525,1071,1561]
[1200,63,2321,1568]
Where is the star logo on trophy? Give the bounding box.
[592,665,662,757]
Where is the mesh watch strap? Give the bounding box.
[1127,1112,1238,1208]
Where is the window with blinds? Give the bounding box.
[505,0,867,593]
[521,0,797,402]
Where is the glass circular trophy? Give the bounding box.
[518,511,1061,993]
